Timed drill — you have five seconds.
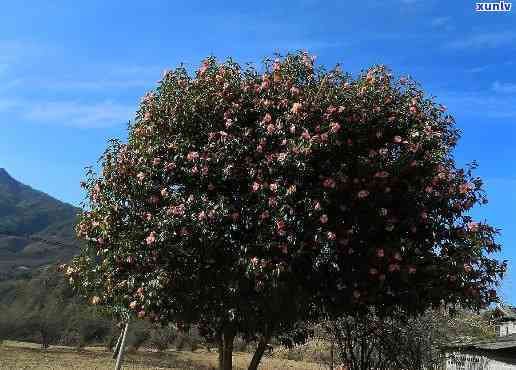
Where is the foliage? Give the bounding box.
[325,307,497,370]
[66,51,506,369]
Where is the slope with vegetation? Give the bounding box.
[0,168,79,279]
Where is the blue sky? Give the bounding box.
[0,0,514,303]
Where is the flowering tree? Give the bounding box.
[66,52,506,370]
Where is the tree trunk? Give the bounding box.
[217,331,224,370]
[222,328,235,370]
[247,334,271,370]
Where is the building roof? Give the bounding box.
[493,305,516,321]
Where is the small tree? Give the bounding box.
[66,52,505,370]
[326,307,498,370]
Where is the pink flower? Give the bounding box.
[388,264,400,272]
[143,212,152,221]
[268,197,277,207]
[314,201,321,210]
[323,178,336,188]
[409,106,418,114]
[357,190,369,199]
[376,249,385,258]
[467,222,479,232]
[330,122,341,133]
[301,130,310,140]
[291,102,302,114]
[276,219,285,230]
[289,124,296,134]
[201,166,209,176]
[198,211,207,221]
[129,301,138,310]
[273,59,281,71]
[458,183,472,194]
[198,61,209,75]
[146,231,156,245]
[187,151,199,161]
[320,214,328,224]
[138,310,146,318]
[164,162,175,172]
[152,157,161,166]
[420,211,428,220]
[260,211,270,220]
[269,182,278,192]
[144,112,151,121]
[327,231,336,240]
[167,204,185,216]
[262,113,272,124]
[374,171,390,178]
[267,124,276,134]
[256,145,263,153]
[393,136,402,143]
[252,182,261,192]
[425,186,433,193]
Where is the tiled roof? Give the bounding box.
[494,305,516,321]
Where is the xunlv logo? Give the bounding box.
[476,1,512,11]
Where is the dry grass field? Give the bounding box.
[0,341,330,370]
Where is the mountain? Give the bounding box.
[0,168,79,279]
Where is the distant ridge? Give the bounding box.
[0,168,79,279]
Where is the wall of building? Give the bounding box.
[496,321,516,337]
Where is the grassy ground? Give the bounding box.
[0,341,329,370]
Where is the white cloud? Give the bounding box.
[437,90,516,119]
[492,81,516,94]
[444,31,516,50]
[0,99,135,128]
[431,16,451,27]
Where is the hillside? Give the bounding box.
[0,168,79,279]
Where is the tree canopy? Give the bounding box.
[66,52,506,370]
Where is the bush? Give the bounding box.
[148,325,176,352]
